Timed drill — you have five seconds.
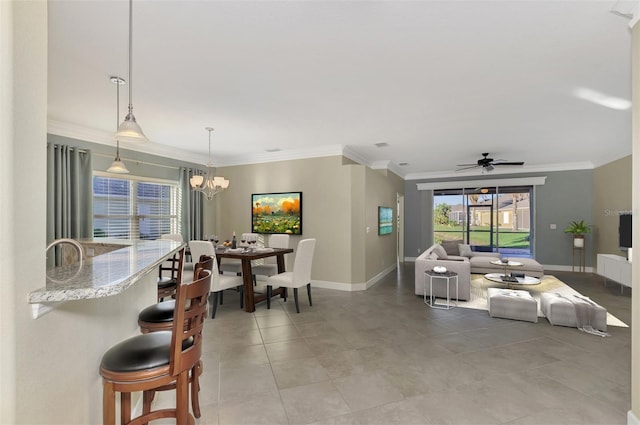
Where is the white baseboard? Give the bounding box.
[312,264,397,291]
[628,410,640,425]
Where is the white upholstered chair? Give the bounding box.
[188,240,215,265]
[209,254,245,318]
[251,234,290,283]
[265,238,316,313]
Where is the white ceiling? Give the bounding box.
[48,0,634,179]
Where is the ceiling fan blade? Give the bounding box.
[455,165,480,171]
[456,163,478,167]
[493,161,525,166]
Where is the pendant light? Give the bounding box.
[115,0,148,142]
[190,127,230,200]
[107,76,130,174]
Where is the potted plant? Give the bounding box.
[564,220,592,248]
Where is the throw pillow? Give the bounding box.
[441,239,462,256]
[432,244,448,259]
[458,244,473,258]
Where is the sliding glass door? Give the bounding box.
[433,186,533,257]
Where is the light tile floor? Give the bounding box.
[154,265,631,425]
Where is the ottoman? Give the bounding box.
[487,287,538,323]
[540,292,607,332]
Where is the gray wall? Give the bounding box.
[404,169,595,267]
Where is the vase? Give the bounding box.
[573,236,584,248]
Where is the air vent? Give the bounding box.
[374,142,389,148]
[265,148,282,153]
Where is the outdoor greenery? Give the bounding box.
[435,224,530,249]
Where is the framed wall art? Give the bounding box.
[252,192,302,235]
[378,206,393,235]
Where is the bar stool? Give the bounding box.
[100,267,211,425]
[138,255,214,418]
[157,248,185,302]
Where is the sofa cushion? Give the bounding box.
[458,244,473,258]
[441,240,462,256]
[432,244,448,259]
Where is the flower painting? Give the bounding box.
[252,192,302,235]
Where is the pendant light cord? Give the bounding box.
[128,0,133,111]
[116,79,121,155]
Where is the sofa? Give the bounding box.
[414,241,545,300]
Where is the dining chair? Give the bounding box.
[160,233,184,243]
[266,238,316,313]
[251,234,290,284]
[210,254,245,318]
[100,267,211,425]
[219,232,258,276]
[188,240,215,271]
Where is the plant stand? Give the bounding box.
[572,245,585,272]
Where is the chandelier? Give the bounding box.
[190,127,229,200]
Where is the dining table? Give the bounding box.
[214,246,294,312]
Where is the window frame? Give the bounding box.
[92,171,181,240]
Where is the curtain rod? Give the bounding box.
[51,144,194,171]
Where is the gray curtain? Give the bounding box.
[180,167,204,242]
[46,143,93,243]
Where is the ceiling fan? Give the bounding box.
[456,153,524,172]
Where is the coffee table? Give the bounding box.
[484,272,541,289]
[490,259,524,276]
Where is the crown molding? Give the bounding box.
[216,144,347,167]
[404,161,595,181]
[47,119,205,164]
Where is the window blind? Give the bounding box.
[93,176,180,240]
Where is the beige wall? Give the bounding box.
[364,168,404,281]
[593,155,632,262]
[1,1,48,423]
[202,156,403,288]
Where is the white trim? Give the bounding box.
[406,162,593,181]
[312,264,397,291]
[628,410,640,425]
[416,176,547,191]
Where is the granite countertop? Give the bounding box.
[29,239,185,303]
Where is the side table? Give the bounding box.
[424,270,458,309]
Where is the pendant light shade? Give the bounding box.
[190,127,230,200]
[115,0,148,143]
[107,76,130,174]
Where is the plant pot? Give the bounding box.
[573,235,584,248]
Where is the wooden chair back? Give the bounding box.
[170,267,211,377]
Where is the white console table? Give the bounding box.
[596,254,632,294]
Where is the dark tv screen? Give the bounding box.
[620,214,632,249]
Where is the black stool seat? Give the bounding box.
[157,277,177,288]
[100,332,193,373]
[138,300,176,323]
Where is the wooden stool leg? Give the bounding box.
[103,381,116,425]
[120,392,131,424]
[176,371,190,424]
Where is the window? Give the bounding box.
[93,174,180,240]
[433,186,533,256]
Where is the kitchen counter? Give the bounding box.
[29,239,184,303]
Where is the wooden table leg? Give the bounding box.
[241,259,256,312]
